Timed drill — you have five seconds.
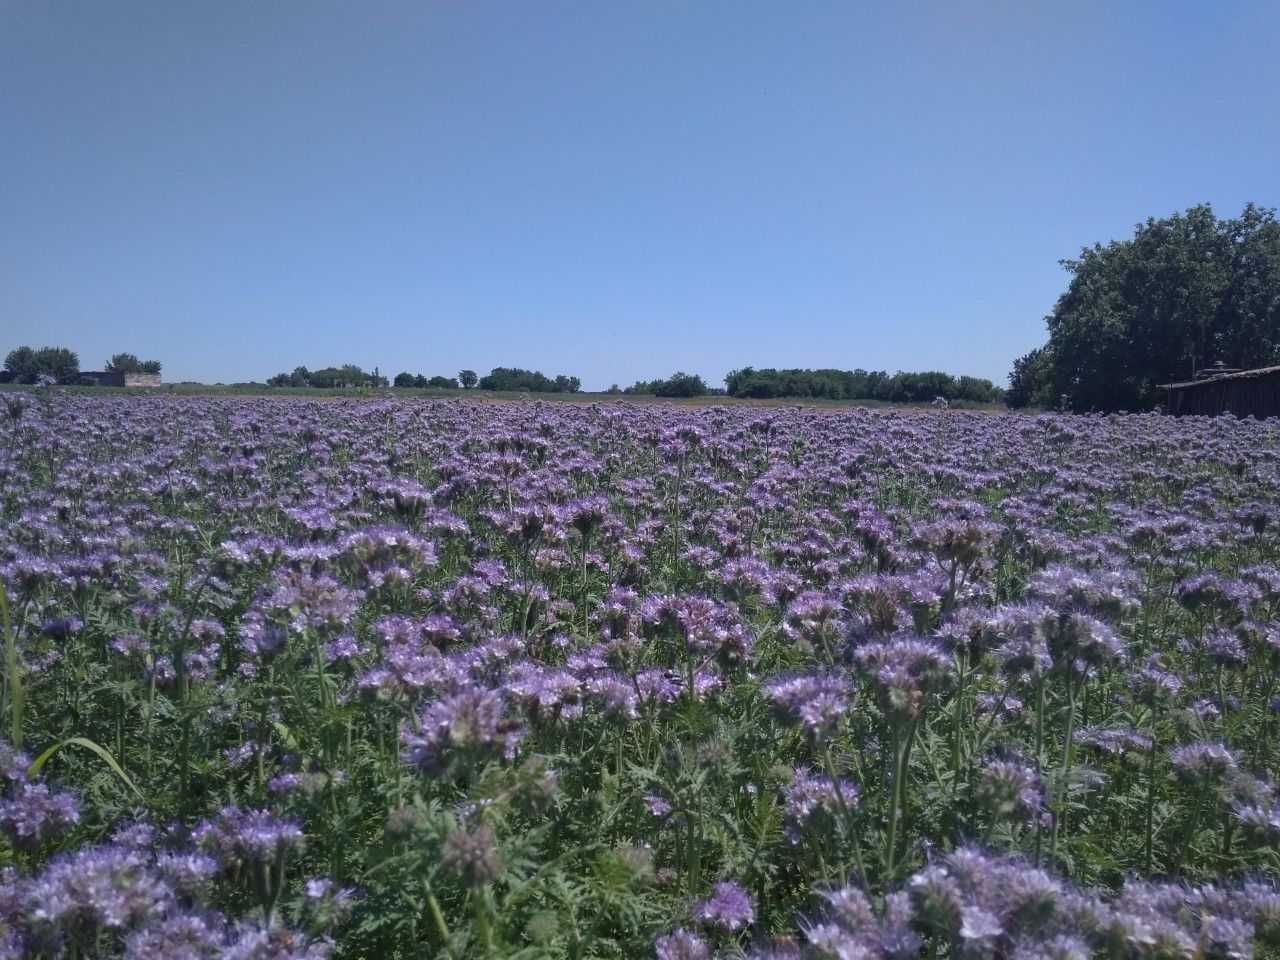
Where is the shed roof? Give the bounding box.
[1161,364,1280,391]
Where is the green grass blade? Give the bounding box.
[0,582,21,750]
[28,736,146,804]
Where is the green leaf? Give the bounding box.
[28,736,146,804]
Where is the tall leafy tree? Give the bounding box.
[4,346,37,382]
[4,345,79,384]
[107,353,162,375]
[107,353,143,373]
[1016,203,1280,411]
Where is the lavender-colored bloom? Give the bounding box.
[26,844,171,936]
[0,742,31,784]
[193,807,304,868]
[442,824,504,888]
[763,673,852,735]
[695,880,755,932]
[1075,726,1153,756]
[1202,628,1248,667]
[401,686,525,773]
[124,912,226,960]
[783,767,859,841]
[747,938,803,960]
[854,636,952,720]
[976,757,1045,825]
[0,782,80,847]
[1134,655,1184,706]
[155,851,219,895]
[1170,742,1238,785]
[222,923,333,959]
[655,928,711,960]
[645,794,674,818]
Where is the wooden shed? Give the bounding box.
[1162,365,1280,418]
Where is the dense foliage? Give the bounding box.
[2,393,1280,958]
[1010,203,1280,412]
[2,346,80,385]
[724,368,1003,404]
[267,366,389,389]
[477,368,582,393]
[393,373,459,389]
[106,354,163,375]
[624,373,710,398]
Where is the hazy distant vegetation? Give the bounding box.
[394,372,459,389]
[477,367,581,393]
[3,345,81,384]
[724,367,1004,403]
[617,371,711,397]
[266,365,388,388]
[106,352,162,375]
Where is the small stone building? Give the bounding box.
[79,371,164,387]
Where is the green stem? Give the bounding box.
[425,887,454,958]
[1033,678,1046,866]
[1144,727,1158,876]
[886,717,917,882]
[823,741,867,886]
[0,584,22,750]
[1049,674,1081,863]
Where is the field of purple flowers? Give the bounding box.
[1,392,1280,959]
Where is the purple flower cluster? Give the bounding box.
[4,393,1280,956]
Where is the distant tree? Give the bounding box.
[624,372,708,397]
[1006,347,1055,408]
[723,366,1001,403]
[267,365,327,387]
[427,375,458,389]
[4,345,80,384]
[107,352,143,373]
[459,370,478,389]
[1016,203,1280,412]
[34,347,80,384]
[4,346,37,383]
[605,384,621,394]
[655,372,707,397]
[393,372,416,388]
[478,367,580,392]
[106,353,163,376]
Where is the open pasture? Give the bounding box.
[1,394,1279,958]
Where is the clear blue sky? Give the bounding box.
[3,2,1277,389]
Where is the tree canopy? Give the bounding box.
[724,367,1002,404]
[393,372,458,389]
[477,368,581,393]
[106,353,162,374]
[267,364,387,388]
[1009,203,1280,411]
[4,345,81,384]
[623,372,709,397]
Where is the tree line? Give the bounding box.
[3,346,161,384]
[266,365,389,388]
[1008,203,1280,412]
[723,367,1003,403]
[265,365,582,393]
[477,368,581,392]
[613,372,712,397]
